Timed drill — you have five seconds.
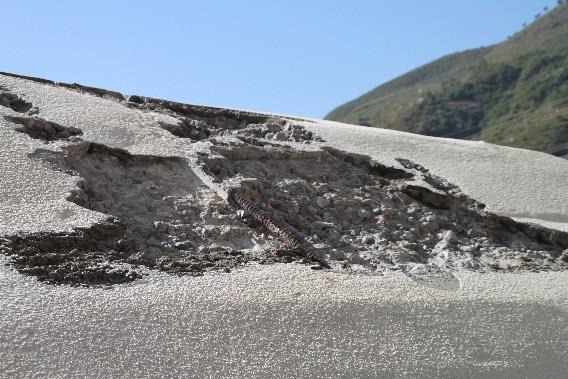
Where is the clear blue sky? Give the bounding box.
[1,0,557,118]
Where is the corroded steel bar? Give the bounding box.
[229,190,330,269]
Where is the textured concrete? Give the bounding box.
[1,73,568,377]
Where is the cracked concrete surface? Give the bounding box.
[1,72,568,377]
[2,96,566,285]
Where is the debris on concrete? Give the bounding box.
[1,86,567,286]
[158,115,321,143]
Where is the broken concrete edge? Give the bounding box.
[0,71,314,124]
[4,115,84,142]
[127,94,314,125]
[0,71,125,101]
[192,161,230,200]
[133,96,316,125]
[3,71,568,285]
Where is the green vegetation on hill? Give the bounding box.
[326,3,568,155]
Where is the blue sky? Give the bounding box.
[1,0,557,118]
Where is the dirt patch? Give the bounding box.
[200,138,568,275]
[5,116,83,142]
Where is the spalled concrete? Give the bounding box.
[1,72,568,377]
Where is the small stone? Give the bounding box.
[154,221,169,232]
[424,214,436,222]
[316,196,330,208]
[189,129,201,140]
[362,235,375,245]
[435,230,457,250]
[174,241,193,250]
[357,209,370,219]
[496,259,521,270]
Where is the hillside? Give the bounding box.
[326,3,568,155]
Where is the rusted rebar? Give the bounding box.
[229,189,330,269]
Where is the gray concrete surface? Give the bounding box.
[1,73,568,378]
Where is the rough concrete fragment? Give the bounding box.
[316,196,330,208]
[5,116,83,142]
[0,91,33,112]
[158,113,321,144]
